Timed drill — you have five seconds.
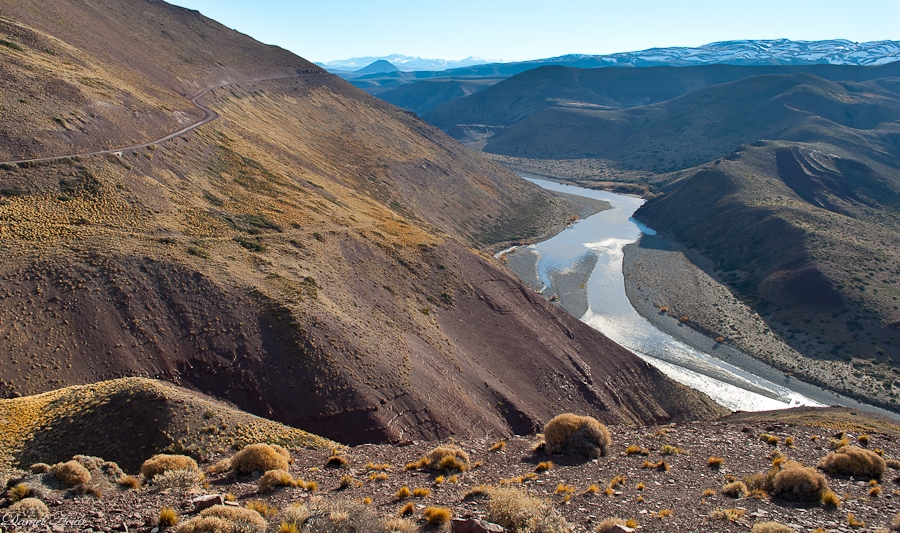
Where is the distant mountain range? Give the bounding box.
[347,39,900,111]
[316,54,494,72]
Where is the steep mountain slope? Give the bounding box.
[635,140,900,409]
[0,0,723,447]
[482,73,900,172]
[424,63,900,140]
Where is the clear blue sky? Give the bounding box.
[168,0,900,63]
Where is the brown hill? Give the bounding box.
[0,377,333,472]
[0,0,723,447]
[482,73,900,172]
[635,140,900,409]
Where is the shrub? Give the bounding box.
[339,475,358,489]
[280,502,309,530]
[140,454,199,479]
[200,505,267,533]
[847,512,864,528]
[595,518,626,532]
[710,508,746,522]
[117,475,142,490]
[886,459,900,470]
[207,459,232,475]
[818,446,886,479]
[175,517,232,533]
[326,452,349,469]
[231,444,290,475]
[722,481,748,498]
[535,461,554,472]
[404,457,428,470]
[772,463,828,502]
[423,506,452,525]
[52,460,92,486]
[9,498,49,519]
[246,500,278,518]
[425,445,470,472]
[29,463,50,474]
[10,483,33,502]
[159,507,179,528]
[399,502,415,516]
[395,486,411,499]
[822,489,841,507]
[751,522,793,533]
[258,469,294,493]
[152,468,204,491]
[625,446,643,455]
[708,456,725,468]
[660,444,681,455]
[858,434,870,446]
[413,487,431,498]
[486,487,571,533]
[490,441,506,452]
[384,517,416,533]
[543,413,610,458]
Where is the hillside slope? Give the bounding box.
[424,62,900,140]
[482,73,900,172]
[0,0,723,446]
[635,140,900,409]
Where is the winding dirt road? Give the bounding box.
[0,72,322,166]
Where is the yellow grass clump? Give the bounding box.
[258,469,294,493]
[423,506,452,525]
[231,443,290,475]
[9,498,49,519]
[140,454,199,479]
[818,446,886,479]
[543,413,610,458]
[52,460,92,486]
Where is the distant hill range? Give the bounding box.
[317,54,494,72]
[359,39,900,113]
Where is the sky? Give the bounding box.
[167,0,900,63]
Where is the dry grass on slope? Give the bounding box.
[0,377,333,473]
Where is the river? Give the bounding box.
[504,176,897,416]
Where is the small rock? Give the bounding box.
[223,501,240,507]
[191,494,225,512]
[451,518,505,533]
[151,529,159,533]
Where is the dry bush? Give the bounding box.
[339,475,358,489]
[200,505,267,533]
[73,455,124,480]
[535,461,553,472]
[423,506,452,525]
[8,498,49,519]
[751,522,793,533]
[29,463,50,474]
[298,499,391,533]
[383,517,416,533]
[424,445,470,472]
[52,460,92,486]
[280,502,310,528]
[707,456,725,468]
[398,502,415,516]
[847,512,864,528]
[207,459,232,475]
[595,518,626,532]
[821,489,841,507]
[710,508,746,522]
[140,454,199,479]
[818,446,886,479]
[543,413,610,458]
[404,457,428,470]
[886,459,900,470]
[176,517,232,533]
[490,441,507,452]
[117,475,142,490]
[486,487,571,533]
[625,446,642,455]
[246,501,279,519]
[159,507,179,528]
[231,444,290,475]
[722,481,748,498]
[395,486,411,499]
[152,468,204,491]
[772,463,828,502]
[413,487,431,498]
[326,451,349,469]
[10,483,33,502]
[259,469,294,493]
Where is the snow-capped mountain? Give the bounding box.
[317,55,495,72]
[544,39,900,68]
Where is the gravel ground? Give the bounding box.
[4,414,900,532]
